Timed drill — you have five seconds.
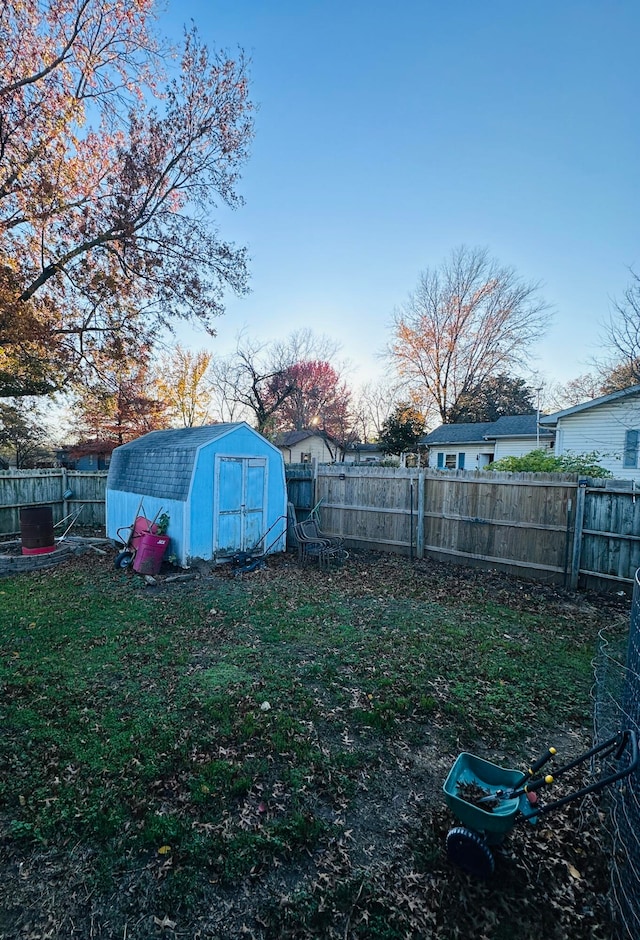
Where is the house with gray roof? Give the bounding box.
[343,441,386,464]
[420,414,554,470]
[106,423,287,566]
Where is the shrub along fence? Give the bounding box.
[2,465,640,591]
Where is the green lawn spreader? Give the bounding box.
[443,729,638,878]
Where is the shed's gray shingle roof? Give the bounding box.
[107,424,241,501]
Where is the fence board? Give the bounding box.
[421,469,575,582]
[316,467,418,553]
[578,483,640,586]
[284,465,316,519]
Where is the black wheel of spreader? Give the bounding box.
[114,550,134,569]
[446,826,495,878]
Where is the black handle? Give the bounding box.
[523,773,554,793]
[521,729,639,820]
[527,747,557,777]
[615,729,637,765]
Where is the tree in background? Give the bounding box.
[558,359,640,409]
[560,373,607,407]
[71,346,167,445]
[0,1,253,396]
[378,403,425,456]
[556,271,640,408]
[447,373,536,423]
[208,330,342,434]
[389,246,550,424]
[154,346,213,427]
[600,359,640,394]
[600,272,640,386]
[268,360,351,436]
[215,337,296,435]
[0,399,47,467]
[351,380,404,443]
[207,355,251,424]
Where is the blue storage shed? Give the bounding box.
[106,423,288,566]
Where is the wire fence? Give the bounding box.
[593,570,640,939]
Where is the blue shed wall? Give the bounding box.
[106,491,186,561]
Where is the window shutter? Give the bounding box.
[437,452,444,469]
[624,430,639,468]
[458,452,465,469]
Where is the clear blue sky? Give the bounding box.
[160,0,639,390]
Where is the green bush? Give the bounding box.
[489,449,611,477]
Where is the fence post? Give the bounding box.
[569,478,588,590]
[312,458,318,511]
[416,471,425,559]
[62,468,69,521]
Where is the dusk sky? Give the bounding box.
[160,0,639,394]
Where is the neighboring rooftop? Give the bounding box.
[420,422,496,445]
[540,384,640,425]
[488,414,553,439]
[421,414,553,445]
[273,429,337,447]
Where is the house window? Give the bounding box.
[624,430,640,468]
[436,451,465,470]
[300,452,312,464]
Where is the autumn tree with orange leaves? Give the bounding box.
[390,246,550,425]
[70,343,167,445]
[0,0,253,396]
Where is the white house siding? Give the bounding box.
[431,442,495,470]
[278,435,337,464]
[553,398,640,480]
[493,438,553,460]
[343,448,385,464]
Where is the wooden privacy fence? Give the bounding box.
[309,466,640,591]
[0,469,107,535]
[2,466,640,591]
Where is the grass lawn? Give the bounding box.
[0,547,630,938]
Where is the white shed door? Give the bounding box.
[215,457,266,556]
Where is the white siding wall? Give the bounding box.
[553,398,640,480]
[278,435,337,464]
[493,438,554,460]
[429,443,495,469]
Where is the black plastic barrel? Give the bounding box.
[20,506,55,555]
